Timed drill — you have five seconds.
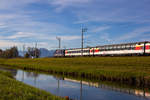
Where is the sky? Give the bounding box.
[0,0,150,50]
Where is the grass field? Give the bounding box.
[0,57,150,86]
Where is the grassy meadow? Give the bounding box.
[0,57,150,86]
[0,71,64,100]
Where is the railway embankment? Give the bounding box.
[0,57,150,87]
[0,70,64,100]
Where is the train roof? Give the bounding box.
[63,41,150,50]
[96,41,150,47]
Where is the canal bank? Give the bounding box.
[0,57,150,87]
[0,70,64,100]
[0,66,150,100]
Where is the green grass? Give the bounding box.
[0,71,64,100]
[0,70,13,78]
[0,57,150,86]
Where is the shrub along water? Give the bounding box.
[0,57,150,87]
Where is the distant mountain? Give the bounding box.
[19,51,25,57]
[39,48,55,58]
[19,48,55,58]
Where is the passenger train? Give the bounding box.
[54,41,150,57]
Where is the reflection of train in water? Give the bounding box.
[64,78,150,99]
[54,41,150,57]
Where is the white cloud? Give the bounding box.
[61,36,81,40]
[49,0,92,12]
[117,26,150,41]
[73,0,150,23]
[38,35,81,41]
[0,31,82,49]
[0,39,54,50]
[7,32,36,39]
[0,23,7,28]
[75,10,150,24]
[90,26,110,33]
[0,0,41,10]
[97,33,115,44]
[0,40,22,49]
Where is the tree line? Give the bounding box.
[0,46,19,58]
[0,46,40,58]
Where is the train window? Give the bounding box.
[124,45,127,49]
[103,46,106,50]
[132,45,135,47]
[108,46,111,51]
[111,46,113,50]
[122,45,125,48]
[126,45,129,49]
[107,47,109,50]
[127,45,130,47]
[106,47,109,51]
[130,45,132,50]
[113,46,116,50]
[115,46,118,50]
[116,46,119,50]
[107,46,109,50]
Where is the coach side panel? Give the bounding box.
[145,43,150,54]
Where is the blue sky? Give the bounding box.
[0,0,150,50]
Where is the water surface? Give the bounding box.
[0,67,150,100]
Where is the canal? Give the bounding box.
[0,66,150,100]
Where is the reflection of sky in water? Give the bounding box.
[13,70,150,100]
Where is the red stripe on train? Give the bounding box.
[65,51,68,54]
[146,46,150,50]
[135,47,142,50]
[90,49,100,53]
[95,49,100,52]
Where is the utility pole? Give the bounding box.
[81,27,88,56]
[56,37,61,49]
[35,42,37,58]
[23,44,25,57]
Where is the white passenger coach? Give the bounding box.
[54,41,150,57]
